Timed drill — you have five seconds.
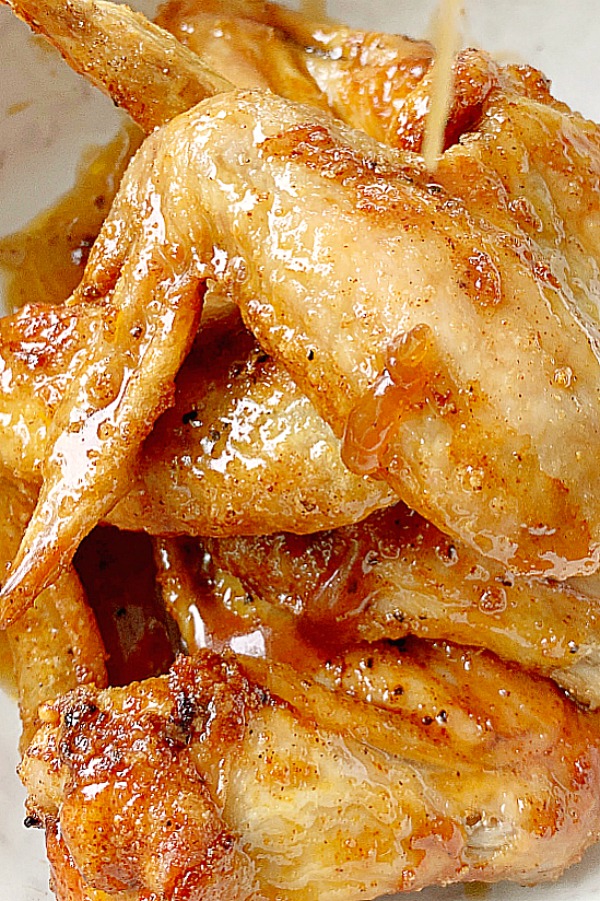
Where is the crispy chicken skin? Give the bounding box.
[3,3,600,898]
[21,647,600,900]
[5,0,494,159]
[1,0,232,132]
[109,297,395,535]
[0,466,107,749]
[158,0,494,155]
[0,132,208,621]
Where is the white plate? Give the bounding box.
[1,2,600,899]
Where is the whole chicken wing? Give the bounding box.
[0,131,208,622]
[4,50,600,614]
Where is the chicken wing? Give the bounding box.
[20,646,600,899]
[6,0,484,156]
[158,0,494,155]
[205,503,600,707]
[4,68,600,614]
[2,0,231,132]
[0,298,394,536]
[0,130,207,622]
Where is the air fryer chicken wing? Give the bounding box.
[0,131,208,622]
[6,0,488,158]
[20,647,600,900]
[5,68,600,614]
[0,466,107,750]
[2,0,231,132]
[158,0,494,154]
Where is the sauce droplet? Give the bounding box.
[341,324,435,476]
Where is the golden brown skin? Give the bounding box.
[156,0,332,109]
[5,69,600,613]
[3,0,231,131]
[48,85,600,564]
[206,504,600,707]
[0,131,207,623]
[108,297,395,535]
[20,647,600,899]
[4,0,489,156]
[0,299,394,536]
[159,0,495,155]
[0,302,104,480]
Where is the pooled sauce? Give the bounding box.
[0,125,141,312]
[74,527,181,687]
[156,536,338,675]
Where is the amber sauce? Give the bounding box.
[0,125,142,312]
[158,538,337,677]
[342,323,443,477]
[74,527,181,687]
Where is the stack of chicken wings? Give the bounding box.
[2,1,600,899]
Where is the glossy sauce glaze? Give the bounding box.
[204,503,600,707]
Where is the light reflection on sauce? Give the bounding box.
[0,125,141,313]
[155,536,333,676]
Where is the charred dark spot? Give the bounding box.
[24,814,42,829]
[219,832,235,852]
[64,701,98,730]
[182,408,201,425]
[465,812,482,828]
[173,689,197,739]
